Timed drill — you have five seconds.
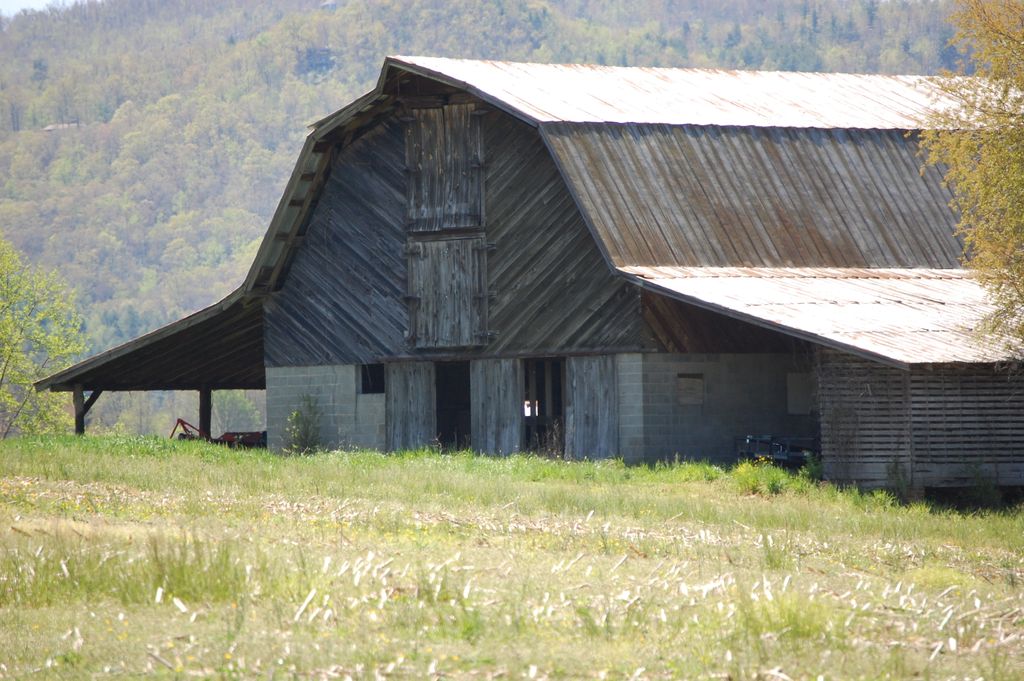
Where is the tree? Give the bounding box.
[0,233,85,437]
[920,1,1024,344]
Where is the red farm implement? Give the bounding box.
[170,418,266,448]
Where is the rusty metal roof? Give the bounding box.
[543,123,960,269]
[390,56,953,128]
[621,267,1013,366]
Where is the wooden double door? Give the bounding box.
[384,356,618,458]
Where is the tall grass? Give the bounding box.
[0,533,250,607]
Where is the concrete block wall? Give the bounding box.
[266,364,385,451]
[615,354,645,464]
[616,352,817,464]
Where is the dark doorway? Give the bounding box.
[524,358,564,454]
[435,361,471,449]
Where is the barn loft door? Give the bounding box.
[405,103,483,232]
[404,102,489,349]
[407,236,488,348]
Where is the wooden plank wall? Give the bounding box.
[910,365,1024,486]
[565,355,618,459]
[642,291,803,354]
[264,120,407,367]
[385,362,436,451]
[818,349,1024,487]
[470,358,523,455]
[816,348,911,487]
[482,114,656,355]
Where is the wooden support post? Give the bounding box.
[72,386,103,436]
[73,385,85,436]
[199,388,212,439]
[83,389,103,415]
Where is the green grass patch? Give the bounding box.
[1,436,1022,678]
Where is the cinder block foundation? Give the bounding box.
[266,365,385,452]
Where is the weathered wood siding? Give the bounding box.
[265,105,653,367]
[264,120,406,367]
[407,236,487,348]
[911,365,1024,486]
[406,103,483,231]
[817,349,911,487]
[565,355,618,459]
[818,348,1024,487]
[385,362,436,451]
[470,358,523,455]
[483,114,653,355]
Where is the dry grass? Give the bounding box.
[0,436,1022,679]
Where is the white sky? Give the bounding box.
[0,0,65,16]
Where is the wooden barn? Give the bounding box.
[39,56,1024,489]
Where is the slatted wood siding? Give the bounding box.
[910,366,1024,486]
[816,349,911,487]
[385,362,436,451]
[264,120,407,367]
[818,349,1024,487]
[406,104,483,231]
[565,355,618,459]
[470,358,523,454]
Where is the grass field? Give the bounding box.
[1,437,1022,679]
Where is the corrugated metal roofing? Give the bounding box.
[543,123,960,269]
[621,267,1013,366]
[390,56,954,128]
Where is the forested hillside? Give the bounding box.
[0,0,958,430]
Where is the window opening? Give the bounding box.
[360,364,385,394]
[435,361,471,449]
[524,358,564,454]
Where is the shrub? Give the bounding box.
[799,452,824,482]
[283,394,322,455]
[732,460,792,496]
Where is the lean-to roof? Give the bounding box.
[622,267,1012,367]
[37,289,264,392]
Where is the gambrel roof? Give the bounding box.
[38,57,1007,392]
